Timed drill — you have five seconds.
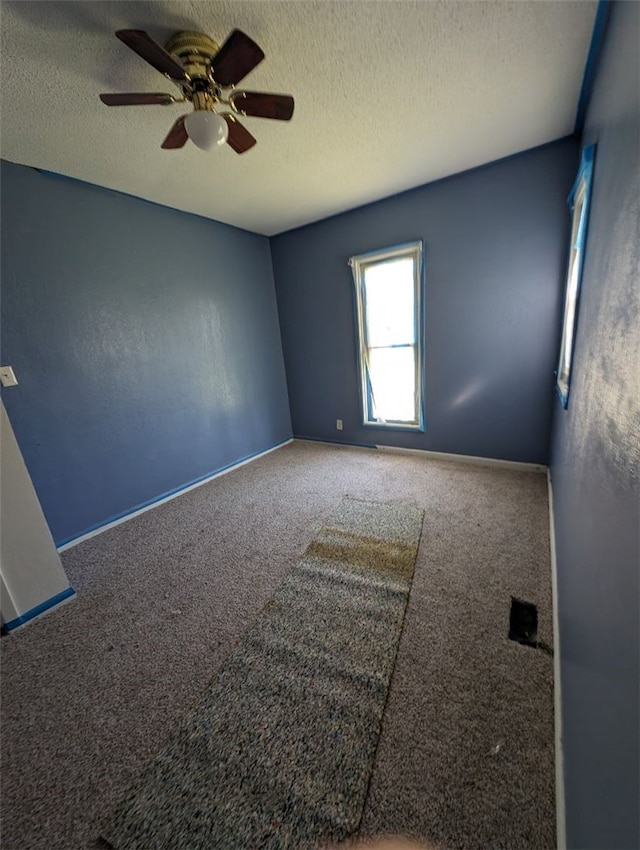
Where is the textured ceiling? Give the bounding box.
[0,1,596,235]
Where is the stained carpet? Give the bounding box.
[101,497,424,850]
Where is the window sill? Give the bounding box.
[362,421,425,433]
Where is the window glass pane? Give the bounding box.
[364,258,415,347]
[572,186,586,247]
[558,245,581,383]
[570,193,584,250]
[368,346,416,422]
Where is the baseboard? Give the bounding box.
[294,436,376,451]
[294,437,547,472]
[375,444,547,472]
[547,469,566,850]
[2,586,76,634]
[57,438,293,552]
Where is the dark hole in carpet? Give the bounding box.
[509,597,538,648]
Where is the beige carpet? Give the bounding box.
[0,441,555,850]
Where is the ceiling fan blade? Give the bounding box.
[210,29,265,87]
[115,30,189,83]
[230,91,294,121]
[223,115,257,154]
[100,92,177,106]
[161,116,189,149]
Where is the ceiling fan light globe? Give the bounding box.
[184,111,229,150]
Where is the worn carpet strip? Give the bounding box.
[101,497,424,850]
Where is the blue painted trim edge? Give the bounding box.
[574,0,612,134]
[3,587,76,633]
[55,437,292,548]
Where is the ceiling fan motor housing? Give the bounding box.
[165,31,222,105]
[164,31,220,61]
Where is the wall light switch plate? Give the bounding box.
[0,366,18,387]
[336,419,343,430]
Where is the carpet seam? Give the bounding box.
[354,517,427,840]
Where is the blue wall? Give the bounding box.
[549,3,639,848]
[0,161,291,545]
[271,138,578,464]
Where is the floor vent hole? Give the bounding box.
[509,597,538,648]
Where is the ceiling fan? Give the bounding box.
[100,29,294,153]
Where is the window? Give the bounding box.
[556,144,596,408]
[349,241,424,430]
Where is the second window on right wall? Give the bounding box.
[556,143,596,409]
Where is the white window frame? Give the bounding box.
[349,240,425,431]
[556,144,596,409]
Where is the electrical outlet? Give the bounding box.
[0,366,18,388]
[336,419,343,431]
